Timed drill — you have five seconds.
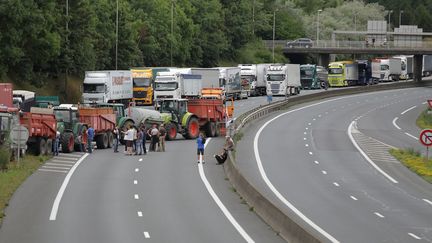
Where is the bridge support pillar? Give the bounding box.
[318,53,330,67]
[413,55,423,83]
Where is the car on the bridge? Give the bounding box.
[286,38,313,48]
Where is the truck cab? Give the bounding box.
[132,68,153,106]
[238,64,257,96]
[328,61,358,87]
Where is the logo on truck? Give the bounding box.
[112,76,131,86]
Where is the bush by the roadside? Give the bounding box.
[0,147,10,171]
[417,109,432,129]
[390,148,432,183]
[0,155,48,222]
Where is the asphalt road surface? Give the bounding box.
[235,87,432,242]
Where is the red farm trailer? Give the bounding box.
[20,107,57,155]
[78,107,116,149]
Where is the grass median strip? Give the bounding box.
[390,148,432,183]
[0,155,49,223]
[417,109,432,130]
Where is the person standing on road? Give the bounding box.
[197,133,206,164]
[87,125,95,153]
[132,126,138,154]
[113,127,120,153]
[54,130,60,156]
[135,127,144,155]
[267,92,273,104]
[123,125,134,155]
[149,124,159,152]
[158,124,167,152]
[141,126,147,155]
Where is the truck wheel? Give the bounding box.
[205,122,216,137]
[165,123,177,141]
[96,133,109,149]
[35,138,46,156]
[215,122,221,137]
[62,132,74,153]
[185,117,200,139]
[107,132,113,148]
[46,139,53,155]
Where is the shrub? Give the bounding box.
[0,147,10,171]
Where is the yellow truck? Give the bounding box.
[131,68,153,105]
[328,61,358,87]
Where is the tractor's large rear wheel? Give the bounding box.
[107,132,113,148]
[46,138,53,155]
[165,123,177,141]
[185,117,200,139]
[35,137,46,156]
[62,132,74,153]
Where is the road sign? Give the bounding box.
[428,100,432,109]
[419,129,432,147]
[10,125,29,145]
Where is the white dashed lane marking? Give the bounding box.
[134,194,139,200]
[374,212,385,218]
[423,199,432,206]
[401,105,417,115]
[143,232,150,239]
[350,196,358,201]
[134,180,138,185]
[408,233,421,240]
[137,211,143,217]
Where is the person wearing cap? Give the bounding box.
[158,124,167,152]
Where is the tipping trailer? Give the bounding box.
[78,107,116,149]
[20,107,57,155]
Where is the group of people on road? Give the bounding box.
[53,125,94,156]
[114,123,167,156]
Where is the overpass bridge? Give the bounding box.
[264,40,432,82]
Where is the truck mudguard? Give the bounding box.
[181,112,194,128]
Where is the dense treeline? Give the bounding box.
[0,0,429,88]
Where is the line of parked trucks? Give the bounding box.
[327,55,432,87]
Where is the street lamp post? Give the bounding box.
[115,0,119,70]
[272,10,276,63]
[388,10,393,31]
[399,10,404,27]
[171,0,174,67]
[316,9,322,46]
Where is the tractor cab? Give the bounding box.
[159,99,188,124]
[53,104,79,132]
[0,106,19,145]
[95,103,126,125]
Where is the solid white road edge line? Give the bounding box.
[408,233,421,240]
[401,105,417,115]
[254,98,343,243]
[49,153,89,221]
[423,199,432,206]
[392,117,401,130]
[348,121,399,184]
[199,138,255,243]
[405,132,419,141]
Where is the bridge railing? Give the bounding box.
[264,40,432,50]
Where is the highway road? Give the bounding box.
[235,87,432,242]
[0,95,298,243]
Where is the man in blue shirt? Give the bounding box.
[197,133,206,164]
[87,125,95,153]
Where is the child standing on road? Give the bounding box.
[197,133,206,164]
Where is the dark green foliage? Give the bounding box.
[1,0,428,95]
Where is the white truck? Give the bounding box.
[381,58,401,81]
[266,64,301,96]
[423,55,432,77]
[82,70,133,105]
[255,64,272,96]
[215,67,242,99]
[154,68,202,101]
[191,68,220,88]
[238,64,256,96]
[394,55,413,80]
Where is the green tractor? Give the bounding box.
[53,105,87,153]
[159,99,200,140]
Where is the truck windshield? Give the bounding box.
[267,74,285,81]
[380,65,389,71]
[83,83,105,93]
[155,82,178,91]
[133,78,151,87]
[0,116,10,132]
[300,69,314,78]
[328,68,343,74]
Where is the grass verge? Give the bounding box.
[390,148,432,183]
[0,155,49,223]
[417,109,432,129]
